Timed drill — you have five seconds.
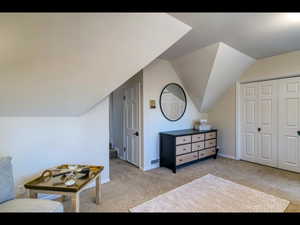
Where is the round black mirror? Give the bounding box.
[159,83,187,121]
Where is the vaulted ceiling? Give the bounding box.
[1,13,300,117]
[172,42,255,113]
[0,13,190,116]
[162,13,300,59]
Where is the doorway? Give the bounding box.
[109,71,143,168]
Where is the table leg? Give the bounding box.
[71,193,80,212]
[28,190,37,199]
[60,195,66,202]
[95,175,101,205]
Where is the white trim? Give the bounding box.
[235,81,241,160]
[143,164,159,171]
[218,153,236,160]
[240,73,300,84]
[138,77,143,169]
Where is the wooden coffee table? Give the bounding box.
[24,164,104,212]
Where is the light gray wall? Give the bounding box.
[0,97,110,194]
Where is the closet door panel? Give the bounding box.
[257,81,277,167]
[241,83,259,163]
[278,77,300,172]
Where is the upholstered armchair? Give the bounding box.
[0,156,63,212]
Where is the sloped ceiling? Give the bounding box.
[172,42,255,113]
[0,13,191,116]
[162,13,300,60]
[171,43,219,110]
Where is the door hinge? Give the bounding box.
[123,96,126,100]
[123,147,126,152]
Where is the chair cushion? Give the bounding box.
[0,156,15,203]
[0,199,64,212]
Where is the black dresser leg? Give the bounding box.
[172,167,176,173]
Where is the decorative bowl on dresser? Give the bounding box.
[159,129,218,173]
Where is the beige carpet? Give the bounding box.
[38,157,300,212]
[130,174,289,212]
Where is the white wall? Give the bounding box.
[208,50,300,159]
[172,43,219,111]
[143,59,207,170]
[208,85,236,158]
[0,13,191,116]
[201,43,255,112]
[0,97,110,193]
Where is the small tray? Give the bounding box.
[24,164,104,193]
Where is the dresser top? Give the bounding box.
[159,129,217,136]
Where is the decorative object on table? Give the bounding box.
[64,173,77,187]
[77,167,90,179]
[24,164,104,212]
[193,120,201,130]
[199,119,212,131]
[40,165,92,187]
[40,170,53,182]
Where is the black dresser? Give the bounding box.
[159,129,218,173]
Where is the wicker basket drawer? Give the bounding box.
[207,148,216,156]
[192,134,204,142]
[176,152,198,166]
[191,142,204,151]
[205,139,216,148]
[205,132,216,140]
[176,135,191,145]
[176,144,191,155]
[198,149,209,159]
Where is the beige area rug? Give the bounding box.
[130,174,290,212]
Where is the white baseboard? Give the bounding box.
[39,177,110,200]
[143,164,159,171]
[218,153,237,160]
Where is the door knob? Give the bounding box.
[258,128,261,132]
[133,131,139,136]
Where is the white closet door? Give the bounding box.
[256,80,278,167]
[241,83,259,163]
[278,77,300,172]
